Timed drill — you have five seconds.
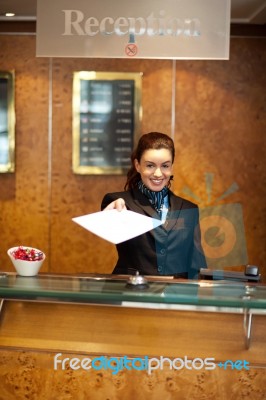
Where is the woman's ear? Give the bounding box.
[134,158,140,172]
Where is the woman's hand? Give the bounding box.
[103,198,127,212]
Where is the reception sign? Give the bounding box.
[37,0,231,59]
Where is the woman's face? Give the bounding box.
[134,148,173,191]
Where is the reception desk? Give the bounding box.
[0,272,265,399]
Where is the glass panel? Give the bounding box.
[0,273,266,310]
[0,71,15,173]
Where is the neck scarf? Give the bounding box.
[137,181,168,213]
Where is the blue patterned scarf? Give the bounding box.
[137,181,168,213]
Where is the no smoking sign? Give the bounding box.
[125,43,138,57]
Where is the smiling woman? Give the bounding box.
[101,132,207,278]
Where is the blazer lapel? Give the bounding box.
[131,188,160,219]
[164,191,183,231]
[131,188,184,230]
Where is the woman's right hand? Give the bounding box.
[103,198,127,212]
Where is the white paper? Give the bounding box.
[72,209,163,244]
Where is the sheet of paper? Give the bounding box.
[72,209,163,244]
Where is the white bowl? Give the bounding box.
[7,246,45,277]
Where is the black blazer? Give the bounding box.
[101,188,206,278]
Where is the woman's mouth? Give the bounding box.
[151,179,164,185]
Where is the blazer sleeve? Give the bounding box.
[101,192,125,211]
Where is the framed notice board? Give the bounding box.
[0,71,15,173]
[72,71,142,174]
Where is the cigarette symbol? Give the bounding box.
[125,33,138,57]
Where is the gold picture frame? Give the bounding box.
[0,71,15,173]
[72,71,142,174]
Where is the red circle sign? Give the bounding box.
[125,43,138,57]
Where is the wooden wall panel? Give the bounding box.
[172,38,266,273]
[0,298,265,399]
[1,350,265,400]
[0,35,265,280]
[0,36,50,273]
[50,58,172,274]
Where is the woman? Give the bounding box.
[101,132,206,278]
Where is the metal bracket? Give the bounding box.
[0,298,4,319]
[243,308,253,349]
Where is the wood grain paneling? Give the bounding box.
[50,58,172,274]
[0,301,265,361]
[0,300,265,399]
[0,36,50,273]
[0,35,265,280]
[172,38,266,274]
[1,350,265,400]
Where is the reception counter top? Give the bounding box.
[0,272,265,311]
[0,272,265,399]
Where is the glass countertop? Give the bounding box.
[0,272,266,310]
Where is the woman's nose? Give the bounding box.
[154,167,163,177]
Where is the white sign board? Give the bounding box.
[37,0,231,59]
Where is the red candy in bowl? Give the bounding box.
[7,246,45,276]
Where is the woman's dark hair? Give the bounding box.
[124,132,175,190]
